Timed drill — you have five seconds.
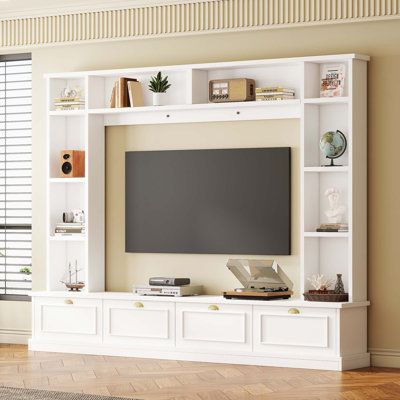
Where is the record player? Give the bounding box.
[223,259,293,300]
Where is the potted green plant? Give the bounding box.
[20,267,32,279]
[148,71,171,106]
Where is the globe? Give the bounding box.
[319,130,347,166]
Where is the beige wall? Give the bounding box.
[5,17,396,358]
[106,120,299,294]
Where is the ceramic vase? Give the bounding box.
[334,273,345,294]
[152,92,167,106]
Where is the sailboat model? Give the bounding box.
[60,260,85,291]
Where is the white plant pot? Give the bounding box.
[152,92,167,106]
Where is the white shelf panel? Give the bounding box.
[89,99,301,114]
[44,54,368,80]
[49,110,86,116]
[304,166,349,173]
[304,232,349,238]
[49,178,86,183]
[303,97,349,105]
[89,100,301,126]
[49,235,87,242]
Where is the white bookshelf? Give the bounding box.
[45,53,368,302]
[38,54,369,371]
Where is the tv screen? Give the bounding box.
[125,147,291,255]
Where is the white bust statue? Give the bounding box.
[324,187,346,224]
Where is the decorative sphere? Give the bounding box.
[319,130,347,160]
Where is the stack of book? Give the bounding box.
[54,97,85,111]
[110,77,144,108]
[316,223,348,233]
[256,87,295,101]
[55,223,86,236]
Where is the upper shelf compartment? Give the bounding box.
[48,76,86,112]
[87,69,189,109]
[303,61,349,99]
[190,62,302,104]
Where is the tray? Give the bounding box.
[303,290,348,302]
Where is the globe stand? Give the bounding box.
[322,157,342,167]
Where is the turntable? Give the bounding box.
[223,259,293,300]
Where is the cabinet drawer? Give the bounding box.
[103,300,175,347]
[33,297,102,343]
[176,302,252,353]
[253,305,338,356]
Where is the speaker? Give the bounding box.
[60,150,85,178]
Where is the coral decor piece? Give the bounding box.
[307,274,335,291]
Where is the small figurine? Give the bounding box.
[324,187,346,223]
[334,273,345,294]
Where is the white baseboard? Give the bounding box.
[0,329,31,345]
[370,348,400,368]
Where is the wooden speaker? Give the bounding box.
[60,150,85,178]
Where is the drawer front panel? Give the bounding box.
[103,300,175,347]
[33,297,102,343]
[259,314,328,347]
[182,310,245,343]
[176,303,252,353]
[41,304,97,335]
[254,306,337,356]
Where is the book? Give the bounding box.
[114,78,138,108]
[54,232,86,237]
[56,224,85,228]
[320,64,345,97]
[54,97,84,102]
[110,86,116,108]
[317,223,348,232]
[127,81,144,107]
[114,81,119,107]
[256,92,295,96]
[55,229,86,234]
[55,104,85,110]
[256,96,295,101]
[256,87,295,93]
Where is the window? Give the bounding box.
[0,54,32,300]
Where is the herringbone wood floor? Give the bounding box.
[0,345,399,400]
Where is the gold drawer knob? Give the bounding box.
[208,304,219,311]
[288,308,300,314]
[134,301,144,308]
[64,299,73,305]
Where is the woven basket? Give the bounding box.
[303,290,348,302]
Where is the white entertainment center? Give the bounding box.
[29,54,369,371]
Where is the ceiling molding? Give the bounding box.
[0,0,399,49]
[0,0,212,20]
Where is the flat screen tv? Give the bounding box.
[125,147,291,255]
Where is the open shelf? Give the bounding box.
[49,235,87,241]
[49,178,86,183]
[303,102,349,168]
[304,231,349,238]
[304,166,349,173]
[304,236,349,293]
[303,97,349,105]
[49,110,86,116]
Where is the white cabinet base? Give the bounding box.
[30,293,370,371]
[28,339,370,371]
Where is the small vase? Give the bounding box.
[334,273,345,294]
[152,92,166,106]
